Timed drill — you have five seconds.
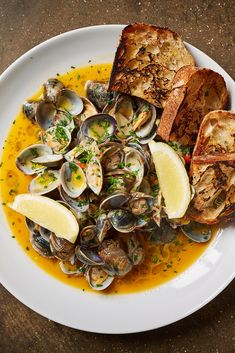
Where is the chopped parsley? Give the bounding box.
[30,148,39,157]
[69,162,78,173]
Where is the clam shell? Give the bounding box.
[16,143,52,175]
[60,161,87,198]
[56,89,83,116]
[29,170,60,195]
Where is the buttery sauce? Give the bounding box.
[0,63,217,294]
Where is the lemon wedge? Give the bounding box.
[10,194,79,243]
[148,141,191,219]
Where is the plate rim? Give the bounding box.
[0,24,234,334]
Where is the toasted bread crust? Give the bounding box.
[189,111,235,224]
[193,110,235,156]
[157,67,228,146]
[108,23,195,108]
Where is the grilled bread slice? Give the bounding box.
[157,66,228,146]
[108,23,195,109]
[189,111,235,224]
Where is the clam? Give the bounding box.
[138,126,157,145]
[124,147,145,190]
[113,95,135,138]
[80,113,116,143]
[104,170,136,194]
[108,209,136,233]
[25,217,37,233]
[80,225,99,248]
[35,101,57,130]
[50,233,75,261]
[59,186,89,213]
[100,144,125,172]
[16,143,52,175]
[32,153,64,167]
[22,100,40,121]
[86,266,114,291]
[85,80,111,111]
[99,192,129,210]
[64,146,83,162]
[86,158,103,195]
[128,193,154,215]
[56,89,83,116]
[29,170,60,195]
[44,78,64,103]
[59,261,87,276]
[147,219,177,244]
[39,226,52,242]
[75,246,104,266]
[43,126,71,154]
[95,213,112,242]
[26,218,52,242]
[75,97,98,124]
[133,102,157,140]
[53,109,75,132]
[98,239,133,277]
[126,234,145,265]
[60,161,87,198]
[181,221,212,243]
[30,229,54,258]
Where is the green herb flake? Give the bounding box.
[30,148,39,157]
[77,74,81,80]
[55,126,69,143]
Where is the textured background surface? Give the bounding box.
[0,0,234,352]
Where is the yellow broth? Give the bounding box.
[0,63,217,294]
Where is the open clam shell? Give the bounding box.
[124,147,145,190]
[85,80,111,111]
[113,95,135,139]
[30,229,54,258]
[133,103,157,139]
[50,233,75,261]
[80,225,99,248]
[80,113,116,143]
[125,233,145,265]
[43,126,71,154]
[99,192,129,210]
[59,261,87,276]
[32,154,64,167]
[86,266,114,291]
[98,239,133,277]
[60,161,87,198]
[35,101,57,130]
[56,89,83,116]
[147,219,177,244]
[108,209,136,233]
[59,186,89,213]
[29,170,60,195]
[95,213,112,242]
[75,246,105,266]
[128,193,154,215]
[22,100,40,121]
[75,97,98,124]
[43,78,64,103]
[86,158,103,195]
[181,221,212,243]
[16,143,52,175]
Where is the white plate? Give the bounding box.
[0,25,234,334]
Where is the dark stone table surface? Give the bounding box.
[0,1,234,352]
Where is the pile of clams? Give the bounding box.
[17,78,212,291]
